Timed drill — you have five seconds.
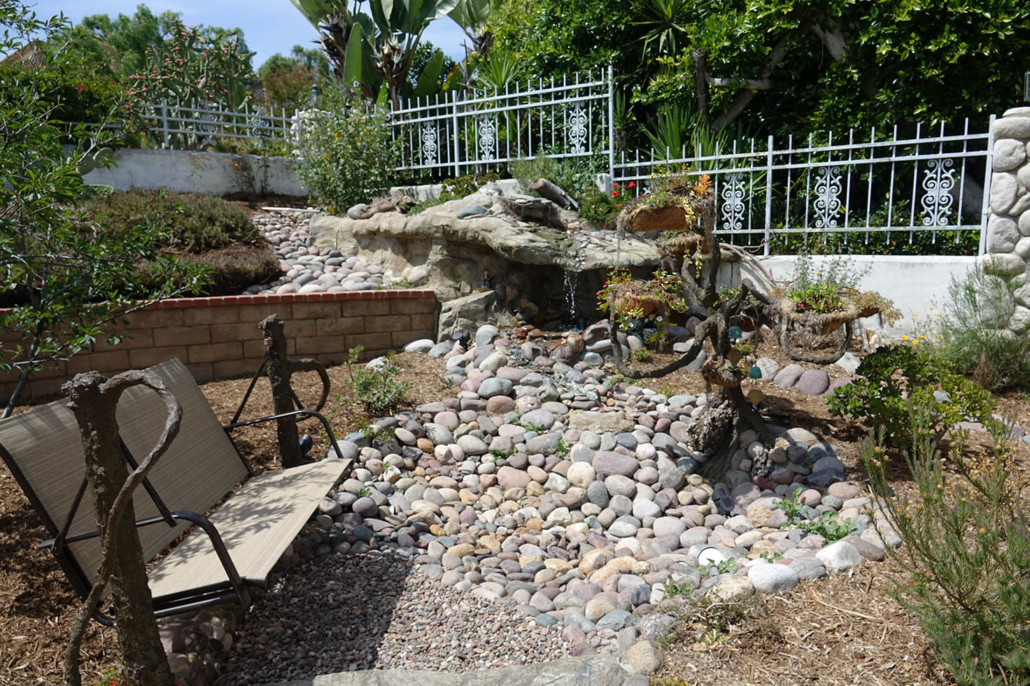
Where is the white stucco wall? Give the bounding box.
[718,254,977,334]
[81,148,306,196]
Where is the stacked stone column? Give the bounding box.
[983,107,1030,339]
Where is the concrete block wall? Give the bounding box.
[79,149,306,196]
[0,289,437,403]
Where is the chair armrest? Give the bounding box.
[41,511,250,607]
[224,409,349,467]
[167,511,250,607]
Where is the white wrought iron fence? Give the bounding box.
[389,67,614,176]
[141,100,299,151]
[613,118,995,253]
[123,72,997,254]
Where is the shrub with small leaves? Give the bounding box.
[935,266,1030,391]
[296,83,399,213]
[862,405,1030,685]
[577,186,621,227]
[75,189,278,298]
[344,347,410,414]
[81,189,262,251]
[827,344,994,449]
[442,172,499,197]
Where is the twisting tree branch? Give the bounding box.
[708,36,790,130]
[63,371,181,686]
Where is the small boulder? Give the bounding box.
[796,369,831,395]
[774,364,805,389]
[747,563,799,594]
[816,540,863,572]
[622,640,664,675]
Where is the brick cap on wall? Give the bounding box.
[146,289,436,310]
[0,289,437,317]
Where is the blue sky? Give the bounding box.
[28,1,469,67]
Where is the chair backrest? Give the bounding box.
[0,358,249,587]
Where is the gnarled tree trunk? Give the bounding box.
[259,314,332,469]
[63,371,180,686]
[606,189,865,480]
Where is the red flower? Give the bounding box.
[612,190,619,197]
[629,181,636,188]
[75,83,84,91]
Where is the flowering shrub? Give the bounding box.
[129,19,255,112]
[0,44,138,143]
[578,181,635,226]
[296,84,399,212]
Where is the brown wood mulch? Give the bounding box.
[655,561,947,685]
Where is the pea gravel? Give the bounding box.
[221,552,572,684]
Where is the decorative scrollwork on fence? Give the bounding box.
[920,158,956,226]
[247,107,273,141]
[568,104,589,154]
[195,102,221,147]
[813,166,843,229]
[478,116,496,161]
[720,173,747,231]
[421,123,439,167]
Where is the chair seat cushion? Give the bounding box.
[147,458,350,600]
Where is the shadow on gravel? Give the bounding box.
[220,551,415,685]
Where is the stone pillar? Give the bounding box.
[983,107,1030,339]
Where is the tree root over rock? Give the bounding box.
[604,190,878,479]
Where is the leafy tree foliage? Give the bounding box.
[259,45,329,112]
[491,0,1030,136]
[61,5,171,84]
[62,5,254,87]
[0,1,206,417]
[289,0,456,107]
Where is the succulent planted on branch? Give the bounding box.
[602,173,896,476]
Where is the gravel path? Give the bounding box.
[222,552,572,684]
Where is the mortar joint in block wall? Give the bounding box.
[0,290,439,403]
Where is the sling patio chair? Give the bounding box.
[0,357,353,624]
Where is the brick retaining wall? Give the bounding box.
[1,289,438,403]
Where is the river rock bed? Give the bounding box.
[246,208,425,295]
[223,324,905,681]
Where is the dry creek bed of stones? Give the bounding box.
[221,323,905,683]
[246,209,425,295]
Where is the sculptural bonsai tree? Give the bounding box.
[603,172,897,478]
